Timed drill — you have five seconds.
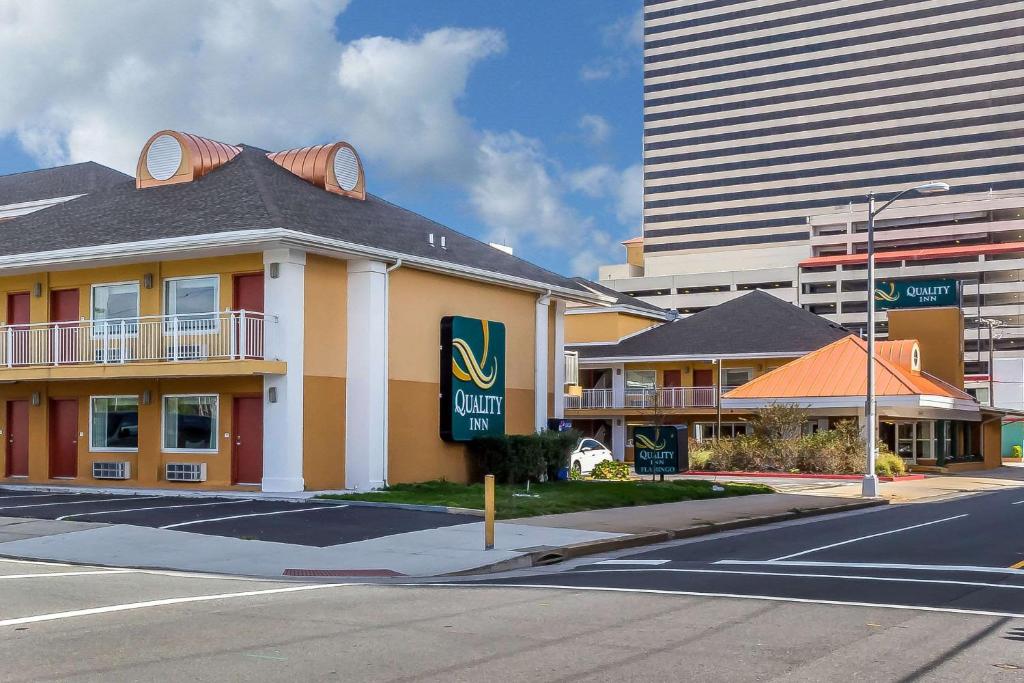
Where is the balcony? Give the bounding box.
[0,310,284,379]
[565,386,740,411]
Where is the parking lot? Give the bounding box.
[0,489,477,547]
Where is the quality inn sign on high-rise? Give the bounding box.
[440,316,506,442]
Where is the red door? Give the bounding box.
[663,370,682,387]
[7,292,30,365]
[49,399,78,479]
[662,370,683,408]
[233,397,263,485]
[5,400,29,477]
[50,289,79,323]
[693,369,714,407]
[233,274,264,358]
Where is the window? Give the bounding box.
[164,276,219,330]
[723,369,752,388]
[90,396,139,451]
[92,283,140,334]
[163,395,218,452]
[625,370,656,390]
[694,422,748,441]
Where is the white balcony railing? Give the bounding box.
[565,386,722,410]
[0,310,268,368]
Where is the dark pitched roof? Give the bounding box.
[0,162,130,206]
[570,278,671,317]
[573,290,849,358]
[0,146,589,294]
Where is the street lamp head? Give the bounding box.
[913,181,950,195]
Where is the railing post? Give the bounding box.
[102,321,109,364]
[239,309,247,360]
[172,315,179,361]
[53,323,60,366]
[5,326,11,368]
[119,319,126,363]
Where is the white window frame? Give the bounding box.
[694,421,749,441]
[163,275,221,334]
[625,369,657,389]
[161,393,219,454]
[89,395,140,453]
[723,367,753,387]
[90,281,141,339]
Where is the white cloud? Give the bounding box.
[579,114,611,146]
[581,9,643,82]
[0,0,628,277]
[568,162,642,226]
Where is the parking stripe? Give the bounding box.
[159,505,347,530]
[0,570,137,580]
[0,496,162,511]
[56,499,253,521]
[770,514,969,561]
[0,583,349,627]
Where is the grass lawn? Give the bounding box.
[319,479,773,519]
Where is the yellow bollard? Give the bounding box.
[484,474,495,550]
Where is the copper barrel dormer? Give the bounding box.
[136,131,241,189]
[267,142,366,200]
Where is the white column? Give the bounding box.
[553,299,566,419]
[534,294,551,432]
[611,363,625,409]
[612,418,626,462]
[345,259,388,490]
[262,248,305,492]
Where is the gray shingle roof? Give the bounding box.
[573,290,849,358]
[0,162,130,206]
[0,146,589,294]
[570,278,671,317]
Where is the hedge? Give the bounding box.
[467,430,580,484]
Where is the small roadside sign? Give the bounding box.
[633,425,687,475]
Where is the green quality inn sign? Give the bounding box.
[440,316,506,442]
[874,279,959,311]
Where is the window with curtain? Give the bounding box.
[90,396,139,450]
[163,395,218,451]
[92,283,140,334]
[164,276,218,330]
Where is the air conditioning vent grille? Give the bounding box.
[165,462,207,482]
[92,461,131,480]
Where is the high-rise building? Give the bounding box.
[600,0,1024,390]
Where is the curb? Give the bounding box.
[319,499,484,516]
[678,471,927,482]
[453,498,890,576]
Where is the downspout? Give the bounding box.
[382,258,402,486]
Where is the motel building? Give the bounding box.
[564,291,1006,470]
[0,130,611,492]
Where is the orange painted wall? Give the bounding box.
[565,311,658,344]
[887,307,964,389]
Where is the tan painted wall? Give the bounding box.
[302,255,347,489]
[386,268,541,484]
[565,311,658,344]
[888,307,964,389]
[625,242,643,268]
[0,377,261,489]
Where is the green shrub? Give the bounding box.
[591,459,631,480]
[466,430,581,484]
[876,452,907,477]
[1013,445,1022,459]
[688,448,712,471]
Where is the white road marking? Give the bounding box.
[592,560,671,566]
[770,514,969,561]
[0,496,162,511]
[0,570,137,580]
[716,560,1024,576]
[159,505,346,529]
[0,583,350,627]
[1012,500,1024,505]
[573,567,1024,591]
[0,558,76,567]
[56,499,253,521]
[425,583,1024,620]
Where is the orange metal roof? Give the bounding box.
[136,130,241,189]
[799,241,1024,268]
[725,335,971,400]
[267,142,365,200]
[875,339,917,370]
[621,237,643,245]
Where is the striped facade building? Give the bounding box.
[599,0,1024,396]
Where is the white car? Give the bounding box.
[570,438,613,476]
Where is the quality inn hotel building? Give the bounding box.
[0,130,607,492]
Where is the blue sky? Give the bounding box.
[0,0,642,276]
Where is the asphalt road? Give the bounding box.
[470,487,1024,618]
[0,489,476,546]
[0,558,1021,682]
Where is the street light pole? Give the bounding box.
[864,192,879,497]
[861,181,950,498]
